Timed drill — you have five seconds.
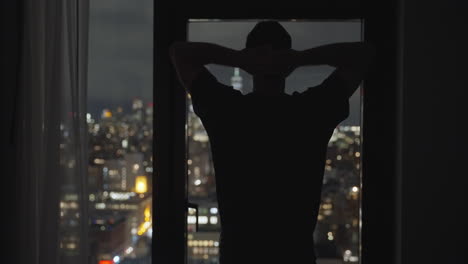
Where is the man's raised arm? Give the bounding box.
[169,42,242,90]
[169,42,290,90]
[291,42,376,98]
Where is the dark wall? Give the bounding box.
[399,1,467,263]
[170,0,365,19]
[1,0,21,262]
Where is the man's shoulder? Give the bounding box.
[190,83,243,117]
[293,85,327,99]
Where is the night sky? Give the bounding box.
[87,0,154,117]
[88,0,362,125]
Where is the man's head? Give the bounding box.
[246,21,291,50]
[246,21,291,95]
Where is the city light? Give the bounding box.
[137,220,152,236]
[210,207,218,214]
[198,216,208,224]
[94,158,105,165]
[210,216,218,224]
[187,215,216,225]
[137,206,152,236]
[148,227,153,238]
[135,176,148,193]
[60,201,78,209]
[121,139,128,148]
[144,206,151,222]
[125,247,134,254]
[102,109,112,118]
[187,216,197,224]
[193,132,209,142]
[343,249,352,262]
[109,191,136,201]
[95,203,106,209]
[188,240,219,248]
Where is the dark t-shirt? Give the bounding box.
[190,67,351,264]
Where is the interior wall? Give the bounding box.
[169,0,364,19]
[1,1,21,263]
[399,1,467,263]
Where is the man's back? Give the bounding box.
[190,69,350,263]
[169,31,374,263]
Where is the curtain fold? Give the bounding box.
[17,1,89,263]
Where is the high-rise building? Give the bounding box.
[231,67,243,92]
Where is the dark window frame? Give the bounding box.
[153,5,398,264]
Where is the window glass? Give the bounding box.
[84,1,153,263]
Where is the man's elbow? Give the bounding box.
[169,41,188,58]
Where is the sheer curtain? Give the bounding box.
[17,0,90,263]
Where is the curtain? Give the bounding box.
[17,0,90,263]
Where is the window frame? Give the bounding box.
[153,4,399,264]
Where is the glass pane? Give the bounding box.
[186,20,362,264]
[86,1,153,263]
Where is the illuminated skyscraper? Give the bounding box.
[132,98,144,110]
[231,67,243,91]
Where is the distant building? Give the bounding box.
[231,67,243,92]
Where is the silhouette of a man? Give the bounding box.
[170,21,375,264]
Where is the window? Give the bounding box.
[186,20,363,264]
[84,1,153,263]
